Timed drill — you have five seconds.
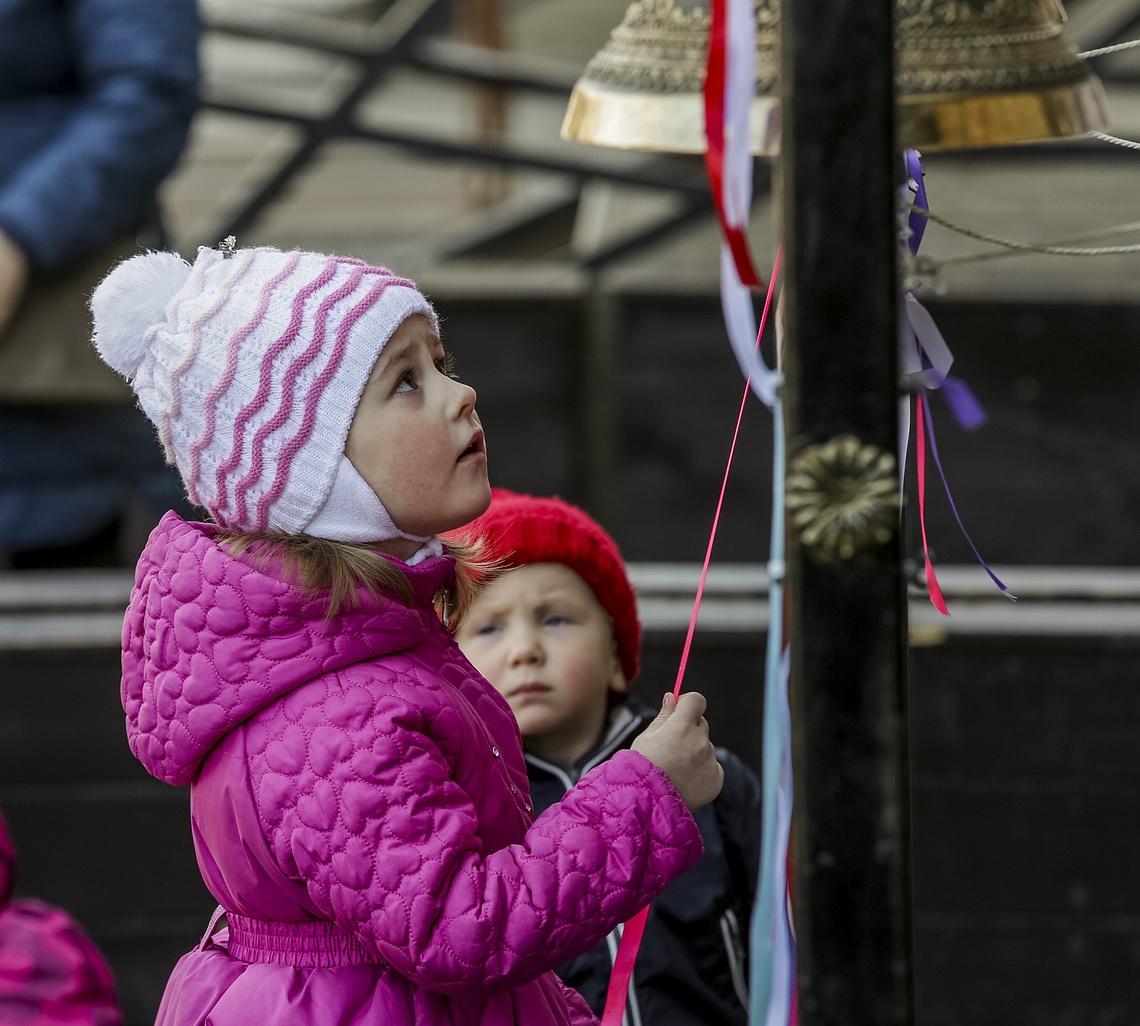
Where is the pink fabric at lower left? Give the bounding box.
[0,813,122,1026]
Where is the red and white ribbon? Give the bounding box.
[704,0,779,408]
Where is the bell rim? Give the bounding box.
[561,79,781,155]
[563,74,1108,156]
[899,75,1110,152]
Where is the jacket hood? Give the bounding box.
[122,512,454,786]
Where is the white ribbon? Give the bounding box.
[721,246,778,407]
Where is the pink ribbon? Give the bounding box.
[915,394,950,617]
[599,249,783,1026]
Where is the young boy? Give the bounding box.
[452,489,760,1026]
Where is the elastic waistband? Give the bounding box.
[225,911,381,968]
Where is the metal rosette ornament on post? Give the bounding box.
[785,436,901,563]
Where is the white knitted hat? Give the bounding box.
[90,244,439,543]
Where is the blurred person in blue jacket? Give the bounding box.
[0,0,200,568]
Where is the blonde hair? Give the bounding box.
[217,530,492,624]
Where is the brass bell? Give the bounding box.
[561,0,781,155]
[561,0,1107,154]
[897,0,1107,151]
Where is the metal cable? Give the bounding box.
[1078,38,1140,59]
[905,204,1140,267]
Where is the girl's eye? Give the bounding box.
[394,371,417,393]
[543,614,570,628]
[436,350,457,379]
[473,620,501,637]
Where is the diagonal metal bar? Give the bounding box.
[202,0,730,264]
[205,3,378,58]
[407,38,581,94]
[343,126,708,195]
[577,162,772,269]
[433,192,581,261]
[210,0,452,243]
[207,4,582,94]
[578,195,715,269]
[201,96,710,198]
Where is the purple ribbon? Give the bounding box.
[940,376,986,430]
[920,397,1016,599]
[902,151,985,430]
[901,295,987,430]
[906,149,928,256]
[903,148,1011,600]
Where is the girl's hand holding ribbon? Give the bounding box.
[631,692,724,812]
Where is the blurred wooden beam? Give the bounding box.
[780,0,917,1022]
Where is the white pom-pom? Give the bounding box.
[90,251,192,379]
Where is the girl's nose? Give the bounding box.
[450,377,477,417]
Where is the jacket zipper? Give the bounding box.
[526,717,647,1026]
[719,906,750,1010]
[605,921,644,1026]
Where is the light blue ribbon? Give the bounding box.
[749,387,795,1025]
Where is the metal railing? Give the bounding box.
[4,564,1140,649]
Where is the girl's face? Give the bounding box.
[454,562,627,770]
[346,314,490,543]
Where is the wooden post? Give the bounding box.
[456,0,510,207]
[780,0,916,1023]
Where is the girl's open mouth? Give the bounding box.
[459,431,485,462]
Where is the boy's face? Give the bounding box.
[455,562,627,769]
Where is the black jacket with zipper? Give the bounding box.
[525,697,761,1026]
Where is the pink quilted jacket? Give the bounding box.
[123,513,703,1026]
[0,813,122,1025]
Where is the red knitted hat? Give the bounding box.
[451,489,641,682]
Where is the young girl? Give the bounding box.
[89,243,722,1026]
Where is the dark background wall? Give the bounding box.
[898,302,1140,569]
[447,293,1140,568]
[4,291,1140,1025]
[1,644,204,1024]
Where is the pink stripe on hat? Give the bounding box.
[161,251,257,468]
[230,261,366,527]
[137,322,174,460]
[188,252,306,509]
[209,256,336,524]
[365,266,417,290]
[252,274,395,528]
